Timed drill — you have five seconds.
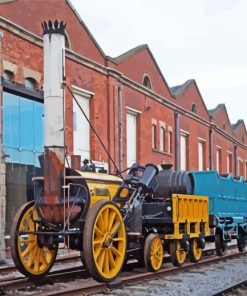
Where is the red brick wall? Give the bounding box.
[180,114,210,171]
[1,0,247,177]
[0,0,105,64]
[174,82,210,121]
[116,49,172,99]
[211,106,233,136]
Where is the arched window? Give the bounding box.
[143,74,152,90]
[152,124,157,149]
[3,70,14,82]
[242,135,245,143]
[192,103,197,114]
[25,77,37,90]
[223,122,226,131]
[65,31,71,49]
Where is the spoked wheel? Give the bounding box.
[80,251,87,267]
[189,238,203,263]
[215,233,227,257]
[83,200,126,282]
[237,237,246,252]
[170,240,187,267]
[10,201,57,279]
[144,234,164,272]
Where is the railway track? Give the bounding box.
[212,279,247,295]
[0,246,245,296]
[0,254,81,274]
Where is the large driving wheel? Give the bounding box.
[144,234,163,272]
[83,200,126,282]
[170,240,187,267]
[189,238,203,263]
[215,233,227,257]
[10,201,57,279]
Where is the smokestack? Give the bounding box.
[41,20,66,223]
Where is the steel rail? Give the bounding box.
[212,279,247,296]
[34,251,247,296]
[0,246,243,295]
[0,254,81,274]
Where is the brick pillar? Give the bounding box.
[0,31,6,257]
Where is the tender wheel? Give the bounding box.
[189,238,203,263]
[83,200,126,282]
[144,234,163,272]
[215,233,227,256]
[170,240,187,267]
[10,201,57,278]
[237,237,246,252]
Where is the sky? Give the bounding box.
[70,0,247,126]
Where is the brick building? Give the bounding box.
[0,0,246,253]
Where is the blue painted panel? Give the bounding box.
[3,93,20,149]
[3,92,44,166]
[34,102,44,153]
[190,170,247,222]
[20,97,34,151]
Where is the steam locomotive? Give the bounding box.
[10,20,247,282]
[10,161,247,282]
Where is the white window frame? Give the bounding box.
[167,126,173,154]
[198,138,206,171]
[180,130,189,171]
[72,85,94,162]
[227,151,233,174]
[238,157,243,177]
[126,107,141,168]
[216,146,222,173]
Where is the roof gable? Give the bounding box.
[232,119,247,144]
[0,0,105,64]
[208,104,233,135]
[170,79,210,121]
[110,44,172,98]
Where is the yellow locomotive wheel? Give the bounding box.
[10,201,57,278]
[144,234,163,272]
[189,239,203,263]
[83,200,126,282]
[170,240,187,267]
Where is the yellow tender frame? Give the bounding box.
[165,194,209,240]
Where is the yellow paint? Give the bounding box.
[150,236,163,271]
[76,171,122,207]
[165,194,209,240]
[17,206,56,275]
[92,203,126,280]
[191,239,202,261]
[174,240,187,264]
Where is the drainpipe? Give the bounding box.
[174,111,180,171]
[118,82,123,172]
[234,144,238,177]
[42,20,66,224]
[209,127,213,170]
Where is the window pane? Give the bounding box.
[3,93,20,150]
[180,134,187,171]
[127,113,137,167]
[198,142,204,170]
[73,94,90,161]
